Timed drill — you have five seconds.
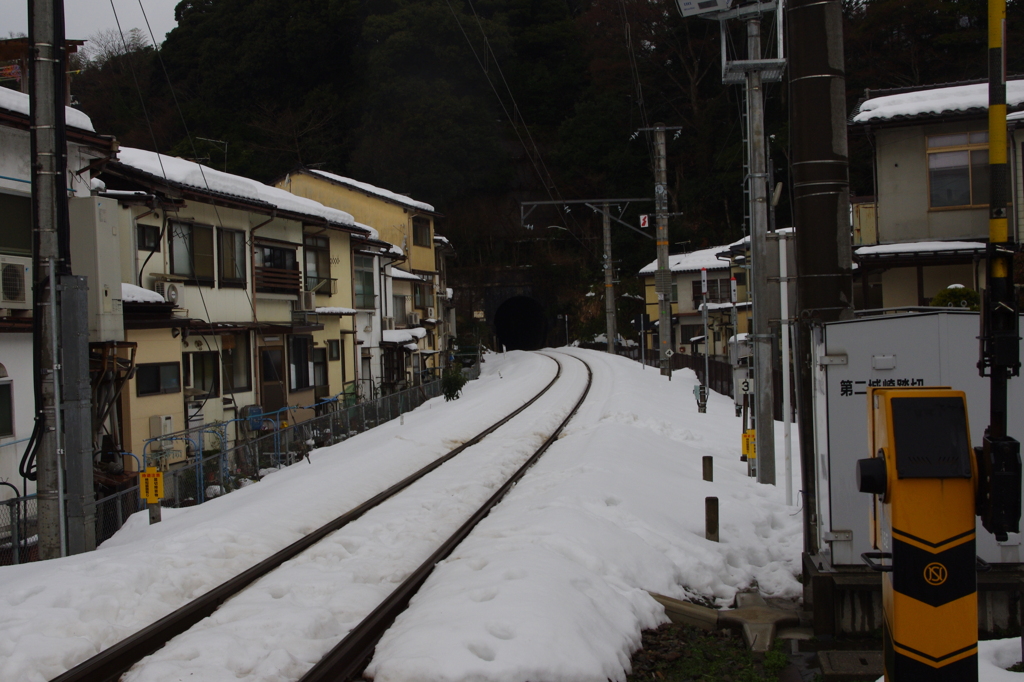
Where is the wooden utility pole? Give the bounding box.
[30,0,69,560]
[788,0,854,554]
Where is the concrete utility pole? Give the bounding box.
[31,0,68,560]
[788,0,855,554]
[746,18,775,486]
[653,125,673,376]
[602,204,616,354]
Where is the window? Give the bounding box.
[412,217,431,247]
[691,277,731,306]
[393,294,408,326]
[0,380,12,437]
[354,255,375,309]
[169,221,215,283]
[289,335,312,391]
[312,348,328,388]
[413,282,431,309]
[136,362,181,396]
[186,351,220,399]
[304,234,332,293]
[255,243,299,293]
[219,229,246,286]
[927,131,990,208]
[327,339,341,361]
[137,223,161,252]
[221,332,252,393]
[0,193,32,256]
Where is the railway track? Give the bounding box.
[52,352,591,682]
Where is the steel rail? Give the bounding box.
[50,355,564,682]
[299,352,593,682]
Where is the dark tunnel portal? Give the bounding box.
[494,296,550,351]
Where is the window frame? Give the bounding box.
[185,351,221,400]
[327,339,341,361]
[136,362,181,397]
[289,335,313,392]
[412,217,432,248]
[926,131,991,210]
[169,220,215,285]
[137,223,161,252]
[304,234,332,294]
[0,379,13,438]
[354,255,376,309]
[218,228,247,288]
[221,332,253,393]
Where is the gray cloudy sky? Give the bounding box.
[2,0,178,45]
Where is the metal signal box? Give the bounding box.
[858,387,978,681]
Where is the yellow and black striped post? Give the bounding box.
[857,388,978,681]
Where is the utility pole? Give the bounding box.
[745,18,775,486]
[788,0,854,554]
[603,203,616,354]
[653,125,673,376]
[31,0,68,560]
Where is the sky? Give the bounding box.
[1,0,178,45]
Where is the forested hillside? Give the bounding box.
[68,0,1024,324]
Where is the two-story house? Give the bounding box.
[639,245,735,357]
[275,168,449,394]
[94,148,374,464]
[849,78,1024,308]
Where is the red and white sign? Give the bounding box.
[639,214,649,228]
[730,276,738,303]
[700,267,708,295]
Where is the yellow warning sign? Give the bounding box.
[743,430,757,459]
[139,467,164,504]
[923,562,948,586]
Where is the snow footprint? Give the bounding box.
[503,568,527,580]
[467,557,489,571]
[469,587,498,602]
[604,496,622,507]
[485,622,516,640]
[467,641,496,662]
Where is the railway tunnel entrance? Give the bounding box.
[493,296,549,351]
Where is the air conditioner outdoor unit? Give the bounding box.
[383,316,395,330]
[426,307,436,319]
[0,256,32,310]
[297,291,316,312]
[408,312,421,325]
[153,281,185,307]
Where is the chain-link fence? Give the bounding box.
[0,494,37,566]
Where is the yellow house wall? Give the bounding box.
[278,173,436,273]
[122,327,186,469]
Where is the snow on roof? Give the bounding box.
[390,267,424,281]
[855,240,986,257]
[381,327,427,344]
[121,282,164,304]
[700,301,750,312]
[116,148,374,238]
[638,244,731,275]
[690,335,705,342]
[0,86,96,132]
[306,169,435,213]
[314,307,356,315]
[852,80,1024,124]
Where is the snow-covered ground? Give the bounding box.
[0,349,1017,681]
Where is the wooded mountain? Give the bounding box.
[67,0,1024,337]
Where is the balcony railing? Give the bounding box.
[305,276,338,296]
[255,266,301,294]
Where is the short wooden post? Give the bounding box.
[702,455,713,482]
[705,497,719,542]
